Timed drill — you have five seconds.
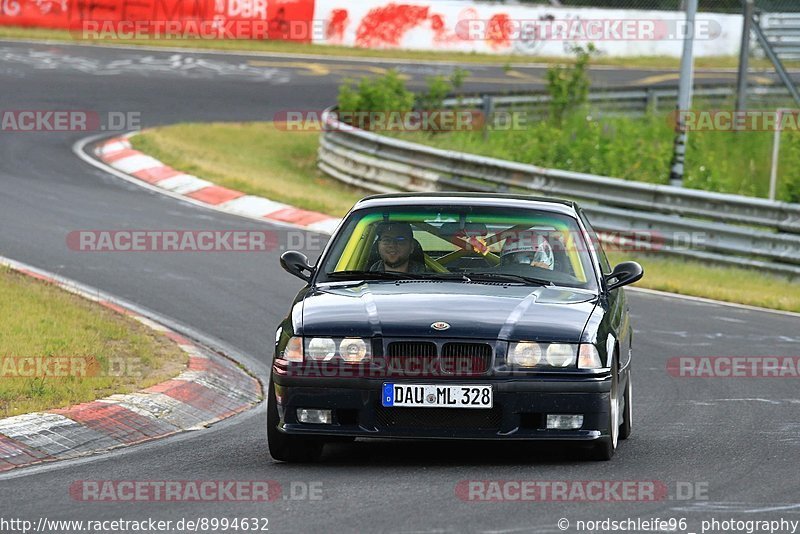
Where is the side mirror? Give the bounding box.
[281,251,315,282]
[605,261,644,292]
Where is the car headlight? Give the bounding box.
[508,342,542,367]
[306,337,337,361]
[301,337,372,363]
[508,342,601,369]
[546,344,577,367]
[339,338,369,363]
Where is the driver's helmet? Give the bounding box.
[501,231,555,270]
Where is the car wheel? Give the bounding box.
[591,357,620,461]
[619,371,632,440]
[267,379,324,463]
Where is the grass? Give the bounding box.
[132,121,800,312]
[395,110,800,203]
[0,267,187,417]
[607,252,800,313]
[131,122,365,216]
[2,25,798,70]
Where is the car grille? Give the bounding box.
[383,341,493,377]
[385,342,438,376]
[441,343,492,375]
[375,406,502,430]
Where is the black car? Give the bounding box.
[270,193,643,461]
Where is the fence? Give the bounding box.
[317,107,800,277]
[761,12,800,60]
[445,84,793,119]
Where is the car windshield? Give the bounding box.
[317,205,599,291]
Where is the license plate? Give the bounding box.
[382,383,493,408]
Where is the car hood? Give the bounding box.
[300,281,598,343]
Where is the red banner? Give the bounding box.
[0,0,315,41]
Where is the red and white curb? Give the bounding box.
[0,256,262,472]
[92,135,342,235]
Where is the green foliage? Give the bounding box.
[337,70,415,115]
[395,110,800,203]
[778,131,800,203]
[418,67,470,111]
[338,68,471,115]
[417,75,452,112]
[450,67,469,92]
[546,44,597,123]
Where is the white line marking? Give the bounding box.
[219,195,288,217]
[157,174,212,194]
[111,154,162,174]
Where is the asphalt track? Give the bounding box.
[1,40,799,533]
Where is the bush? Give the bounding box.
[417,67,470,111]
[394,109,800,203]
[337,68,470,132]
[545,44,597,123]
[337,70,415,116]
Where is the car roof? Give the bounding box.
[352,193,580,217]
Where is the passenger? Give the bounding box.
[500,231,555,271]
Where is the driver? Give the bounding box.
[500,230,555,270]
[370,222,426,274]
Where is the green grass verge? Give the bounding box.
[3,25,797,69]
[607,252,799,313]
[132,122,800,312]
[131,122,365,216]
[0,267,187,417]
[395,111,800,203]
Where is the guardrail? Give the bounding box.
[444,85,792,118]
[761,12,800,60]
[317,108,800,277]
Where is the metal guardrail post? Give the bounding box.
[645,88,658,114]
[752,14,800,106]
[736,0,754,113]
[482,94,494,141]
[669,0,698,188]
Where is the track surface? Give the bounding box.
[1,40,799,533]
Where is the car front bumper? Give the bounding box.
[272,372,613,441]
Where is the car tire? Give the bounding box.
[267,379,324,463]
[619,371,632,441]
[591,356,620,461]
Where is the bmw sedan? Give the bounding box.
[270,193,643,461]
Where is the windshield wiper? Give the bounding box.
[325,270,418,281]
[464,272,554,286]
